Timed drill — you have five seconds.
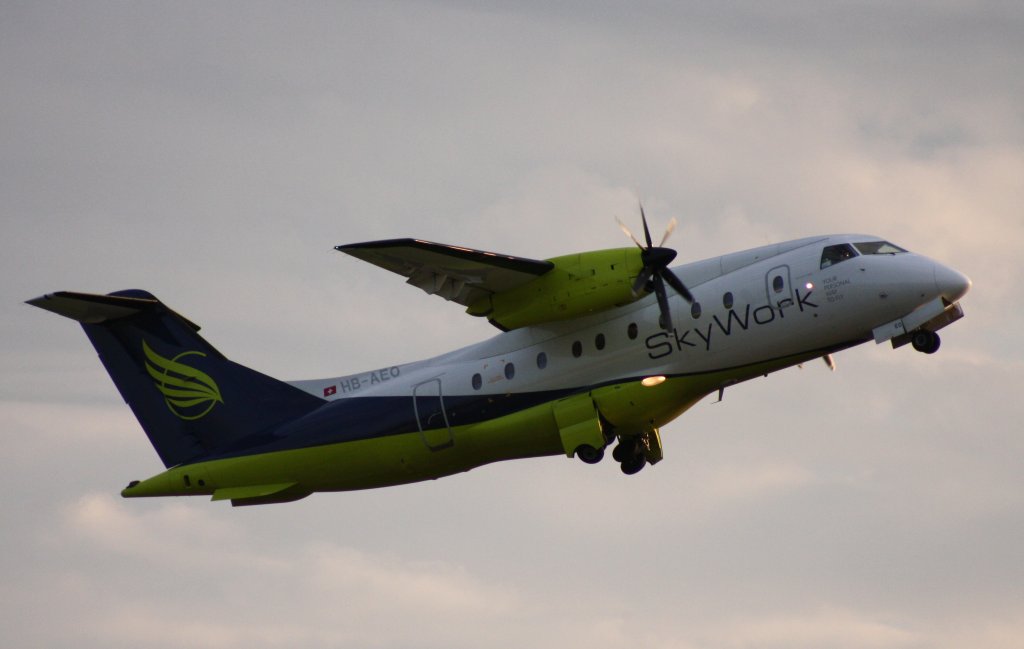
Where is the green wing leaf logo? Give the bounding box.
[143,340,224,420]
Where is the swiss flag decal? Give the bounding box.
[323,385,337,397]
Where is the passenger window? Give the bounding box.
[723,292,734,309]
[820,244,857,269]
[536,352,547,369]
[504,363,515,380]
[691,302,702,319]
[772,276,784,293]
[595,333,606,350]
[627,322,638,340]
[572,341,582,358]
[472,373,482,390]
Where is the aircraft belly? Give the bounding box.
[255,406,565,492]
[592,378,707,432]
[123,399,569,499]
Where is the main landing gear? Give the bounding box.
[575,429,663,475]
[612,437,647,475]
[575,444,605,465]
[911,330,941,354]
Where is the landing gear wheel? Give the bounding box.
[911,330,941,354]
[612,438,637,463]
[575,444,605,465]
[620,454,646,475]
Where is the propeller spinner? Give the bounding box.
[617,204,693,332]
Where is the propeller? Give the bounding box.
[616,204,693,332]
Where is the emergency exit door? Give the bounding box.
[412,378,453,451]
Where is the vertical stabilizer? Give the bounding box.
[28,290,325,467]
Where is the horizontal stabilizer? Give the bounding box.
[213,483,310,506]
[212,483,297,501]
[26,290,160,324]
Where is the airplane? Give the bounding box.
[28,213,971,505]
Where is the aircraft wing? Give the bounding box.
[336,238,554,307]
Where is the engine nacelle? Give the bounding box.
[467,247,645,330]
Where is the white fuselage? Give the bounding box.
[295,234,969,422]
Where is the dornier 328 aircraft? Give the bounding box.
[29,212,971,505]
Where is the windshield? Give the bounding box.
[853,241,907,255]
[820,244,857,269]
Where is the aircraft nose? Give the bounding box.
[934,263,972,302]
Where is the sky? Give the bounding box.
[2,2,1022,647]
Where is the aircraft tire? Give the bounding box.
[576,444,605,464]
[612,439,636,463]
[912,330,941,354]
[620,454,646,475]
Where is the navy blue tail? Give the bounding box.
[28,290,325,467]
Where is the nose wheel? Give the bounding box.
[911,330,941,354]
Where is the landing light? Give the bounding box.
[805,282,814,290]
[641,376,666,387]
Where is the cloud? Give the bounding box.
[63,493,243,565]
[3,3,1022,649]
[52,494,526,648]
[714,606,922,649]
[684,460,814,508]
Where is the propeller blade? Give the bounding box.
[618,209,688,319]
[632,266,654,296]
[661,267,693,303]
[653,274,673,331]
[639,202,653,248]
[659,217,677,247]
[616,217,645,250]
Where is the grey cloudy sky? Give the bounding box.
[2,2,1022,648]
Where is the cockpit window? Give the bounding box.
[853,241,907,255]
[820,244,858,269]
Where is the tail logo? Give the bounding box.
[143,340,224,420]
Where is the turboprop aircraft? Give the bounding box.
[28,213,971,505]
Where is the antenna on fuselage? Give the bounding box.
[798,354,837,372]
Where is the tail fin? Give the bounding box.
[28,290,324,468]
